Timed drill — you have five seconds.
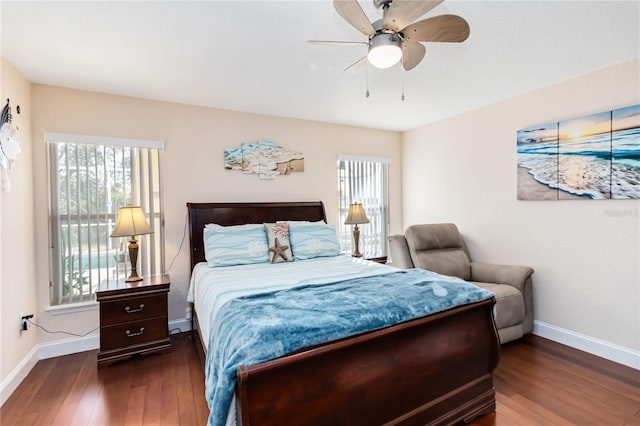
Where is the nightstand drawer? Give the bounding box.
[100,293,167,326]
[100,317,168,351]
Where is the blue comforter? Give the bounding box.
[205,268,494,426]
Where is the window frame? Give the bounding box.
[337,155,390,258]
[46,132,165,306]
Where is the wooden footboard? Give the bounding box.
[193,298,499,425]
[235,297,499,426]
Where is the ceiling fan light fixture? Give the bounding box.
[367,34,402,69]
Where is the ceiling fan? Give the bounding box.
[310,0,470,71]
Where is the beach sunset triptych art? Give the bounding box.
[517,104,640,200]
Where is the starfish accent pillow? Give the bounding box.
[264,222,293,263]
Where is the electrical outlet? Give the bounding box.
[19,313,34,333]
[185,306,192,320]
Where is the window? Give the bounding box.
[337,155,389,258]
[46,133,165,305]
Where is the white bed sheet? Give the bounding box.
[188,255,396,351]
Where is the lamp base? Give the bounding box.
[351,224,363,258]
[126,236,143,283]
[125,273,143,283]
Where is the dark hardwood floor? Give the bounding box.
[1,333,638,425]
[0,333,208,425]
[474,336,640,426]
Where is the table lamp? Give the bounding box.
[110,206,153,282]
[344,202,370,257]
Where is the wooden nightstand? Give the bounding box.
[96,275,171,367]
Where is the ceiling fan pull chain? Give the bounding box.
[401,61,406,101]
[366,66,370,98]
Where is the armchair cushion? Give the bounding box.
[471,282,524,329]
[405,224,471,280]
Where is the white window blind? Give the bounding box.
[46,133,165,305]
[338,155,389,258]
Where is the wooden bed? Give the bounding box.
[187,201,500,426]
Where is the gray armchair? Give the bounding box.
[388,223,534,344]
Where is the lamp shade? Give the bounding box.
[110,206,153,237]
[344,203,370,225]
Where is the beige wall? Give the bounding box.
[0,59,37,386]
[30,85,402,342]
[402,58,640,352]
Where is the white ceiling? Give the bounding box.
[1,0,638,132]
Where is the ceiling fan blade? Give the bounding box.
[333,0,375,36]
[382,0,444,33]
[403,15,470,43]
[308,40,368,46]
[401,41,426,71]
[344,56,368,71]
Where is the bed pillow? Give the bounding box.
[289,222,341,260]
[204,225,269,267]
[264,222,293,263]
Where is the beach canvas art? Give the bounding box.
[612,106,640,198]
[224,140,304,180]
[517,104,640,200]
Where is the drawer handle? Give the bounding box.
[125,327,145,338]
[124,304,145,314]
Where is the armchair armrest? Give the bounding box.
[470,262,533,293]
[387,234,414,269]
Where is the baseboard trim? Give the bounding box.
[38,334,100,360]
[0,345,38,406]
[168,318,192,335]
[533,320,640,370]
[1,317,193,406]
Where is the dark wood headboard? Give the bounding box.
[186,201,327,270]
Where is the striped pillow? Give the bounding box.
[289,222,340,261]
[204,226,269,267]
